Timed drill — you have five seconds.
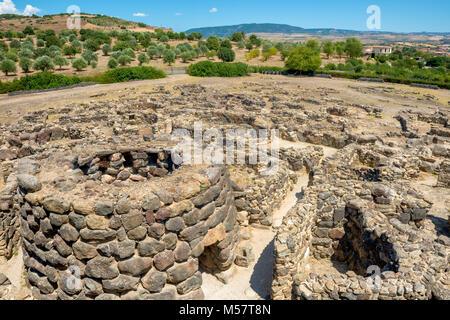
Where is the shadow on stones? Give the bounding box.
[428,215,449,237]
[249,238,275,300]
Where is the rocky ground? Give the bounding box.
[0,74,449,300]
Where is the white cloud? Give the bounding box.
[133,13,148,17]
[23,4,40,16]
[0,0,40,16]
[209,8,218,13]
[0,0,18,14]
[175,12,183,16]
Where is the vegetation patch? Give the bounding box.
[187,61,249,77]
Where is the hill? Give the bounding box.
[0,13,170,33]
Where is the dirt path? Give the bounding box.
[202,141,338,300]
[0,247,31,300]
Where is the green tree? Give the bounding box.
[33,55,55,72]
[107,58,118,69]
[81,50,98,65]
[10,39,21,50]
[36,39,45,48]
[322,41,335,58]
[217,47,235,62]
[237,41,245,49]
[262,47,277,62]
[19,57,32,73]
[0,59,16,75]
[335,42,345,59]
[181,51,192,63]
[23,26,34,35]
[345,38,363,58]
[0,41,9,53]
[160,35,169,43]
[72,58,88,71]
[245,42,253,51]
[285,46,322,74]
[206,36,220,51]
[102,44,112,56]
[62,45,77,58]
[306,39,320,54]
[118,54,132,66]
[206,50,216,60]
[123,48,136,59]
[53,55,69,70]
[220,39,232,49]
[147,47,158,60]
[138,53,149,65]
[6,51,18,62]
[163,50,176,65]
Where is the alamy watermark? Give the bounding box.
[67,5,81,30]
[366,5,381,30]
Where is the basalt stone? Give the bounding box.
[142,193,161,211]
[32,207,46,219]
[115,198,130,215]
[192,186,221,207]
[34,231,51,247]
[45,249,68,268]
[43,197,70,214]
[176,271,202,295]
[333,207,346,225]
[127,226,147,241]
[167,259,198,284]
[179,221,208,242]
[141,268,167,293]
[183,209,200,226]
[17,174,42,193]
[73,241,98,260]
[59,273,82,295]
[102,275,139,293]
[138,239,166,257]
[109,215,122,230]
[59,224,79,242]
[97,243,118,257]
[411,208,427,221]
[121,211,144,231]
[85,257,119,280]
[198,202,215,220]
[54,235,72,257]
[69,213,86,230]
[80,229,116,243]
[94,201,114,216]
[84,278,103,297]
[168,200,193,218]
[86,215,109,230]
[118,257,153,276]
[72,200,94,216]
[174,241,191,263]
[148,223,165,239]
[154,189,173,205]
[49,213,69,227]
[117,240,136,259]
[155,207,171,222]
[153,250,175,271]
[166,217,185,232]
[162,233,178,250]
[206,206,228,229]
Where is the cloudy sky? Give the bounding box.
[2,0,449,32]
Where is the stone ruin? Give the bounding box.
[0,81,449,300]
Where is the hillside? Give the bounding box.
[185,23,449,43]
[0,13,170,33]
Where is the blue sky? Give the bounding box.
[4,0,450,33]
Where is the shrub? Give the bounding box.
[118,54,132,66]
[36,39,45,47]
[111,51,122,60]
[62,45,78,58]
[324,62,337,70]
[72,58,88,71]
[123,48,136,59]
[163,50,176,65]
[0,41,9,52]
[102,44,112,56]
[33,55,54,72]
[206,36,220,51]
[81,50,98,65]
[285,46,322,74]
[138,53,149,65]
[54,55,69,70]
[19,57,32,73]
[187,61,248,77]
[107,58,118,69]
[217,47,235,62]
[92,66,166,84]
[206,50,216,60]
[0,59,16,75]
[10,39,21,49]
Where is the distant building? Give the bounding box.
[364,46,393,57]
